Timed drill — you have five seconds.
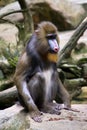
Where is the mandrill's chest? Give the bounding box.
[42,69,53,98]
[42,69,52,87]
[42,68,58,101]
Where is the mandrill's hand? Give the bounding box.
[30,110,43,123]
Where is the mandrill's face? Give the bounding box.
[35,21,60,63]
[46,33,60,63]
[46,33,59,53]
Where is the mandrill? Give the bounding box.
[14,21,71,122]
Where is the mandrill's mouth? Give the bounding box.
[54,47,59,53]
[49,48,59,53]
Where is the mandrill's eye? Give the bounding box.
[46,34,57,39]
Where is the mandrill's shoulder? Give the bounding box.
[15,52,31,75]
[18,52,30,65]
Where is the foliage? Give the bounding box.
[0,39,19,69]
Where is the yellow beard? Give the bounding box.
[47,53,58,63]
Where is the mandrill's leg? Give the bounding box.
[54,77,79,112]
[56,77,71,109]
[40,71,61,115]
[28,72,45,108]
[27,72,45,122]
[17,72,45,122]
[28,72,61,115]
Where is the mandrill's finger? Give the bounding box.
[32,116,42,123]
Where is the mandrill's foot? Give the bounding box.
[30,110,43,123]
[41,102,61,115]
[45,102,79,113]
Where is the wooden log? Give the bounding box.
[0,86,18,109]
[82,63,87,80]
[64,78,87,90]
[60,64,81,78]
[0,80,14,91]
[64,78,87,98]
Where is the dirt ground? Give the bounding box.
[29,104,87,130]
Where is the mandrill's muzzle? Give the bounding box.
[48,39,59,53]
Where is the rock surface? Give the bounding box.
[70,0,87,4]
[0,23,19,44]
[0,0,86,30]
[0,104,87,130]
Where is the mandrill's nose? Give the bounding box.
[54,47,59,52]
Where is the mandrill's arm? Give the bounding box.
[26,35,41,66]
[15,76,38,112]
[57,76,71,108]
[14,53,42,122]
[14,53,38,111]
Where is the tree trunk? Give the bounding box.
[17,0,34,33]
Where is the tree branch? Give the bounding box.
[0,9,28,19]
[17,0,34,33]
[57,17,87,67]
